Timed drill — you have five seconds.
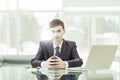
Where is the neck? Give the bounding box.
[54,39,63,46]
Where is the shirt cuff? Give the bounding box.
[41,61,44,68]
[64,61,69,68]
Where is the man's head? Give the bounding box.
[49,19,65,45]
[49,19,65,30]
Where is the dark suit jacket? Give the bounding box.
[35,74,79,80]
[31,39,83,68]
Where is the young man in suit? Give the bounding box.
[31,19,83,69]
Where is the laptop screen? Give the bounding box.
[85,45,118,70]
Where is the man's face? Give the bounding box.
[50,25,65,42]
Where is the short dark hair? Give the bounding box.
[49,19,64,30]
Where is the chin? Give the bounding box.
[55,39,59,42]
[55,39,60,42]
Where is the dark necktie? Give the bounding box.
[55,46,60,57]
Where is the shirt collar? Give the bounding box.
[53,40,63,49]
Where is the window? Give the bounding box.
[0,1,120,62]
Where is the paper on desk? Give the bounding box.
[27,68,38,72]
[66,67,86,72]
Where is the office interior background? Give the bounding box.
[0,0,120,71]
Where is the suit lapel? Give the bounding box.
[47,40,54,57]
[61,40,68,59]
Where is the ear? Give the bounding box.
[63,29,65,33]
[63,30,65,34]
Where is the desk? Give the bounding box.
[0,67,120,80]
[0,67,36,80]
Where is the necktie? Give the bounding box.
[55,46,60,57]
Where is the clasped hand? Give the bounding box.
[42,56,66,69]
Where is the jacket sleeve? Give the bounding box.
[31,42,44,68]
[67,42,83,67]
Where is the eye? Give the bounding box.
[57,30,61,33]
[51,30,55,33]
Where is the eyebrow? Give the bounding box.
[57,29,61,31]
[51,28,61,31]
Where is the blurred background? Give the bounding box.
[0,0,120,70]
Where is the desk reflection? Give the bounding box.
[35,74,77,80]
[28,68,120,80]
[85,72,114,80]
[31,68,81,80]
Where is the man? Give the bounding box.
[31,19,83,68]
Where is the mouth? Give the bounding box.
[55,37,59,39]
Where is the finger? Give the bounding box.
[55,58,62,62]
[53,56,60,59]
[54,56,62,61]
[48,65,56,69]
[47,58,56,61]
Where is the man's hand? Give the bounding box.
[42,56,66,69]
[52,56,66,69]
[42,56,57,68]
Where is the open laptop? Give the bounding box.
[67,45,118,71]
[84,45,118,70]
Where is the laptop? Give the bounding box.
[67,45,118,71]
[84,45,118,70]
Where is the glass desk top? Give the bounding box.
[0,67,120,80]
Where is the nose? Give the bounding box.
[54,32,58,36]
[54,31,58,35]
[54,32,59,37]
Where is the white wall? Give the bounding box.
[63,0,120,6]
